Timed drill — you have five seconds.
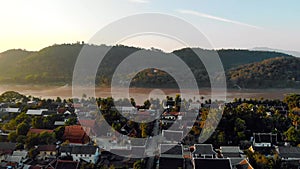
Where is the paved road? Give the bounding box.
[145,118,160,169]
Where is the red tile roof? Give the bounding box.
[64,125,89,144]
[79,119,95,128]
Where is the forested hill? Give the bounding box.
[0,43,295,88]
[227,57,300,88]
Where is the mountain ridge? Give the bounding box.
[0,43,295,88]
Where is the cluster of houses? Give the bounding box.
[0,96,300,169]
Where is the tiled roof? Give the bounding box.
[160,144,183,156]
[26,109,48,115]
[278,146,300,158]
[60,145,98,155]
[254,133,277,143]
[78,119,95,128]
[63,125,88,143]
[110,148,132,156]
[162,130,183,141]
[194,158,232,169]
[131,146,145,157]
[239,159,254,169]
[220,146,241,153]
[193,144,216,155]
[0,142,16,151]
[37,145,57,152]
[55,160,79,169]
[4,108,20,113]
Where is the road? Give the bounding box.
[145,117,160,169]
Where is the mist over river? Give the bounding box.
[0,85,299,104]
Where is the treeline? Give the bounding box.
[0,43,294,88]
[227,57,300,88]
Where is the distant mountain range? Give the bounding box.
[0,43,298,89]
[252,47,300,57]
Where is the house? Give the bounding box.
[0,142,17,155]
[162,130,183,143]
[0,142,17,163]
[159,144,184,169]
[131,146,146,157]
[0,108,21,121]
[192,144,217,158]
[193,158,232,169]
[98,150,135,168]
[110,148,132,157]
[253,133,277,154]
[277,146,300,168]
[130,138,148,146]
[41,110,57,117]
[63,125,90,144]
[60,145,99,164]
[220,146,244,158]
[2,108,21,114]
[119,106,137,114]
[37,145,57,160]
[4,150,28,168]
[78,119,96,136]
[230,158,254,169]
[47,159,80,169]
[54,121,65,126]
[26,109,48,116]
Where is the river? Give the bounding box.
[0,85,299,104]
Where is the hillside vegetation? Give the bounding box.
[228,57,300,88]
[0,43,295,88]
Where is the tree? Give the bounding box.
[39,131,56,145]
[140,123,148,138]
[130,98,136,107]
[56,97,62,103]
[283,94,300,110]
[8,131,17,142]
[133,160,143,169]
[143,100,151,109]
[16,122,30,136]
[54,126,65,140]
[284,126,300,144]
[16,135,27,144]
[175,94,181,112]
[65,117,77,126]
[26,133,39,149]
[15,112,30,124]
[234,118,246,132]
[32,116,44,129]
[28,148,39,159]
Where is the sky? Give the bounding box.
[0,0,300,53]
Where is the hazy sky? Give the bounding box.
[1,0,299,52]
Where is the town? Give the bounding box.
[0,91,300,169]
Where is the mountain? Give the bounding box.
[227,57,300,88]
[252,47,300,58]
[0,43,295,88]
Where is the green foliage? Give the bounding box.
[54,126,65,140]
[0,91,28,102]
[284,126,300,144]
[8,131,17,142]
[16,122,30,136]
[0,44,294,88]
[283,94,300,109]
[246,150,281,169]
[65,117,78,126]
[133,160,143,169]
[228,57,300,88]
